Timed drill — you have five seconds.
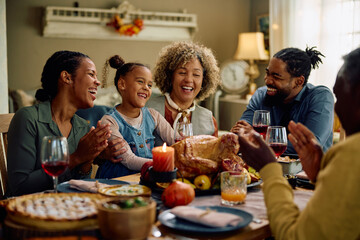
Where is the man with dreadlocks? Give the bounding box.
[231,47,334,154]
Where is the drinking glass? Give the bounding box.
[266,126,288,158]
[40,136,69,193]
[252,110,270,139]
[174,122,193,143]
[220,171,247,206]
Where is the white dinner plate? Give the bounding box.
[158,206,253,233]
[57,179,129,193]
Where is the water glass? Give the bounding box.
[174,122,193,142]
[221,171,247,206]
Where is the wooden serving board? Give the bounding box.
[3,217,100,239]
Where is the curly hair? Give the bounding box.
[153,41,221,101]
[273,46,325,84]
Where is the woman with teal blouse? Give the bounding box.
[6,50,111,197]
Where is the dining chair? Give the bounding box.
[0,113,15,198]
[333,112,346,143]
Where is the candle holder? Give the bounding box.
[149,166,177,183]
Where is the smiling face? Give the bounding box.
[118,66,153,109]
[71,58,100,109]
[264,58,303,104]
[170,58,204,109]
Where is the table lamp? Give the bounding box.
[233,32,269,97]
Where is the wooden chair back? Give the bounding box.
[333,112,346,143]
[0,113,15,198]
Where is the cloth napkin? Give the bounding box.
[68,179,109,193]
[296,171,309,180]
[170,206,244,228]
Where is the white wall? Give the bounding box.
[0,0,8,113]
[6,0,253,92]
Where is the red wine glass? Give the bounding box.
[253,110,270,139]
[40,136,69,193]
[266,126,288,158]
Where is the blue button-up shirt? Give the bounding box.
[241,83,334,154]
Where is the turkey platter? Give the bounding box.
[172,133,244,179]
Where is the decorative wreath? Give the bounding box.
[106,14,144,36]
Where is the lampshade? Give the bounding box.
[233,32,269,60]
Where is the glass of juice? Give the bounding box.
[252,110,270,139]
[266,126,288,158]
[220,171,247,206]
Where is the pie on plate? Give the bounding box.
[6,192,103,230]
[98,184,151,197]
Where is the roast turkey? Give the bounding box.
[172,133,244,179]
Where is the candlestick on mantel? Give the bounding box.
[152,143,175,172]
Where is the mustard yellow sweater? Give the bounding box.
[260,132,360,240]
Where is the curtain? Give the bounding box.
[270,0,360,91]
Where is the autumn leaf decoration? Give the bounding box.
[106,14,144,36]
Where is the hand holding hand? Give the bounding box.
[100,137,128,163]
[230,120,253,135]
[288,121,323,182]
[70,121,111,169]
[237,129,276,172]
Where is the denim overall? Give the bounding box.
[96,106,155,178]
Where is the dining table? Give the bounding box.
[114,173,315,240]
[0,173,314,240]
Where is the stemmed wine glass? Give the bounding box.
[253,110,270,139]
[174,122,193,142]
[40,136,69,193]
[266,126,288,158]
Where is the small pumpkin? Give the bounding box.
[161,180,195,208]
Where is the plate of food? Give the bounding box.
[57,179,129,193]
[98,184,152,197]
[296,178,315,189]
[158,206,253,233]
[277,154,302,175]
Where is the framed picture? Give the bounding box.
[257,14,269,52]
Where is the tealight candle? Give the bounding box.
[152,143,174,172]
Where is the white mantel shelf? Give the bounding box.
[42,2,198,41]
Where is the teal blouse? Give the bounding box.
[6,101,91,197]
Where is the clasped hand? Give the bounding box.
[70,121,112,169]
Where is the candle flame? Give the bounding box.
[162,142,167,151]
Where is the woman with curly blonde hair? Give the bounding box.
[147,41,221,144]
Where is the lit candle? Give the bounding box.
[152,143,175,172]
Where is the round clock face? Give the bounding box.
[220,60,249,94]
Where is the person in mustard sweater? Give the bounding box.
[237,47,360,239]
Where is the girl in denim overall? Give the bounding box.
[96,55,175,178]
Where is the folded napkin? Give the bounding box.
[68,180,109,193]
[170,206,244,228]
[296,171,309,180]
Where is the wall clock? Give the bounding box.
[220,60,249,95]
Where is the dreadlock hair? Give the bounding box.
[35,50,89,102]
[273,46,325,85]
